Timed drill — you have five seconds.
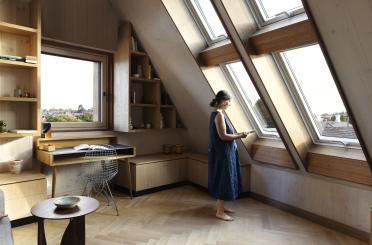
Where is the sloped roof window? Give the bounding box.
[277,44,359,146]
[187,0,228,44]
[248,0,304,26]
[225,61,278,137]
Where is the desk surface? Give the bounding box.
[50,144,133,156]
[37,144,136,167]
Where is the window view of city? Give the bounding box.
[41,54,100,123]
[281,44,358,142]
[227,62,277,136]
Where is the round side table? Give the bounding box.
[31,196,99,245]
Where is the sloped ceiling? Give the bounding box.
[110,0,215,152]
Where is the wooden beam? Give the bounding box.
[249,19,317,54]
[198,41,238,66]
[198,17,317,66]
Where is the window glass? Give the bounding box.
[226,61,277,136]
[189,0,227,42]
[280,44,358,144]
[41,54,101,123]
[257,0,302,19]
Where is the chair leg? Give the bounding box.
[101,186,111,206]
[105,181,119,216]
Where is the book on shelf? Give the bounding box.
[25,56,37,64]
[131,36,138,51]
[0,55,24,62]
[9,129,38,134]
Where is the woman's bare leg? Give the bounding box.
[215,199,233,221]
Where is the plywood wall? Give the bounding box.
[41,0,119,52]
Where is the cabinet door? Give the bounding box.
[0,178,47,220]
[187,159,208,188]
[135,159,186,191]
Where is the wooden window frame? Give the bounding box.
[183,0,228,45]
[41,42,111,131]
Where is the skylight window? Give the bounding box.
[225,61,278,137]
[248,0,304,26]
[277,44,359,146]
[187,0,228,43]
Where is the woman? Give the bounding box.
[208,90,250,221]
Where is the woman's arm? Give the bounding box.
[215,112,246,141]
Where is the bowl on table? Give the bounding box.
[54,196,80,209]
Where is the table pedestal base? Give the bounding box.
[37,216,86,245]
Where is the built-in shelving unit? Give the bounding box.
[114,22,184,132]
[0,0,41,138]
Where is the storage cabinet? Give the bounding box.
[0,171,47,220]
[116,153,250,194]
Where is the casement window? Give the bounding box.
[275,44,359,146]
[246,0,304,27]
[41,45,109,130]
[224,61,278,138]
[185,0,228,44]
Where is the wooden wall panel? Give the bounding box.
[41,0,119,52]
[252,55,312,160]
[251,163,372,233]
[252,140,296,169]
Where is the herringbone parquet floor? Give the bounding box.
[13,186,367,245]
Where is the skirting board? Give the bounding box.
[249,192,369,242]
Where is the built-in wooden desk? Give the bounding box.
[36,135,136,197]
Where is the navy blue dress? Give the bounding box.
[208,111,242,201]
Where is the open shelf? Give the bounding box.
[160,105,175,108]
[0,132,40,138]
[130,51,147,57]
[130,77,160,83]
[114,22,185,132]
[0,59,38,68]
[131,103,158,107]
[0,97,38,102]
[128,128,186,133]
[0,0,41,138]
[0,21,37,36]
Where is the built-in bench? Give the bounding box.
[115,152,250,196]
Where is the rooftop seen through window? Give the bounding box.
[279,44,359,145]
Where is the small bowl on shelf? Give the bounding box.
[54,196,80,209]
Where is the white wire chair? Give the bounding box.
[81,145,119,216]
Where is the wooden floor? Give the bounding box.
[13,186,367,245]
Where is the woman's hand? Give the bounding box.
[238,130,255,138]
[0,211,8,220]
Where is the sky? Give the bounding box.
[283,44,346,115]
[41,54,95,110]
